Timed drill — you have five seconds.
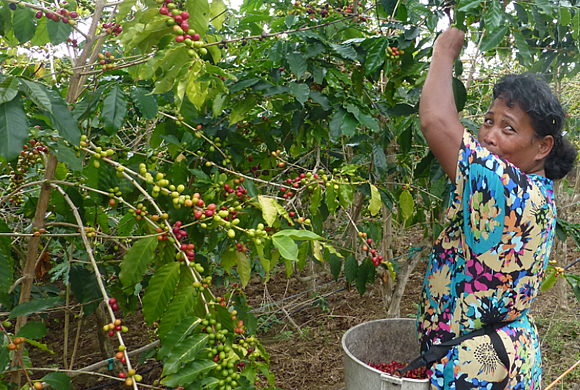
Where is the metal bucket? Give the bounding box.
[342,318,430,390]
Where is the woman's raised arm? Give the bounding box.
[419,27,466,182]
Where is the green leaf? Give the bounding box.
[480,26,509,52]
[369,184,381,216]
[372,144,388,177]
[187,0,211,38]
[573,12,579,40]
[0,95,28,161]
[17,321,47,340]
[117,213,136,237]
[237,251,251,287]
[338,184,354,209]
[158,316,202,359]
[42,372,71,390]
[230,96,256,124]
[287,52,307,79]
[325,184,339,214]
[257,196,279,227]
[19,79,52,112]
[158,283,196,339]
[69,265,101,316]
[535,0,553,16]
[513,30,531,61]
[162,360,217,387]
[331,43,359,61]
[13,7,35,44]
[0,219,12,296]
[272,235,298,261]
[47,18,72,45]
[222,248,241,274]
[31,17,49,46]
[164,333,209,375]
[289,82,309,106]
[356,260,373,296]
[272,230,322,241]
[399,189,414,220]
[0,243,13,295]
[309,186,322,215]
[565,274,580,305]
[142,262,180,325]
[540,268,557,291]
[9,297,62,319]
[116,0,137,22]
[329,108,344,142]
[53,141,81,172]
[329,253,342,281]
[305,42,326,58]
[366,38,388,74]
[0,77,19,104]
[344,255,358,284]
[483,0,503,31]
[131,87,158,120]
[341,112,358,137]
[452,77,467,112]
[457,0,482,12]
[309,90,330,111]
[44,88,81,146]
[297,241,309,271]
[357,112,380,132]
[386,104,416,117]
[210,0,227,30]
[102,84,128,135]
[119,237,159,289]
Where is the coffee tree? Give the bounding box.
[0,0,579,388]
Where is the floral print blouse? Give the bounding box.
[417,130,555,389]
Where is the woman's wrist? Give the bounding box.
[431,50,457,67]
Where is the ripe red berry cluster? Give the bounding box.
[66,37,78,48]
[104,319,128,338]
[38,4,78,26]
[359,233,384,267]
[109,297,120,311]
[280,172,319,199]
[386,46,404,61]
[96,51,117,72]
[102,21,123,36]
[158,0,208,56]
[179,243,196,262]
[171,220,188,241]
[8,337,25,351]
[130,203,150,220]
[223,183,248,201]
[369,360,428,379]
[249,163,262,178]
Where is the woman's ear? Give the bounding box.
[536,135,554,161]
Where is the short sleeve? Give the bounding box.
[455,131,507,255]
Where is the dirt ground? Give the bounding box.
[27,251,580,390]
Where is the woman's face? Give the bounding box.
[478,98,552,175]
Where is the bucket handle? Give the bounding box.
[381,373,403,387]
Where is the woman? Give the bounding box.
[416,28,576,389]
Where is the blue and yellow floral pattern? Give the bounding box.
[417,131,555,389]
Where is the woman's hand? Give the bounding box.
[433,27,465,61]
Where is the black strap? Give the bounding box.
[486,325,510,389]
[398,322,511,388]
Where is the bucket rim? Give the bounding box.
[342,318,430,384]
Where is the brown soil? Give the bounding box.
[25,253,580,390]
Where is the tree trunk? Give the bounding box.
[10,154,58,386]
[386,239,432,318]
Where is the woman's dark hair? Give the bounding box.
[493,73,576,180]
